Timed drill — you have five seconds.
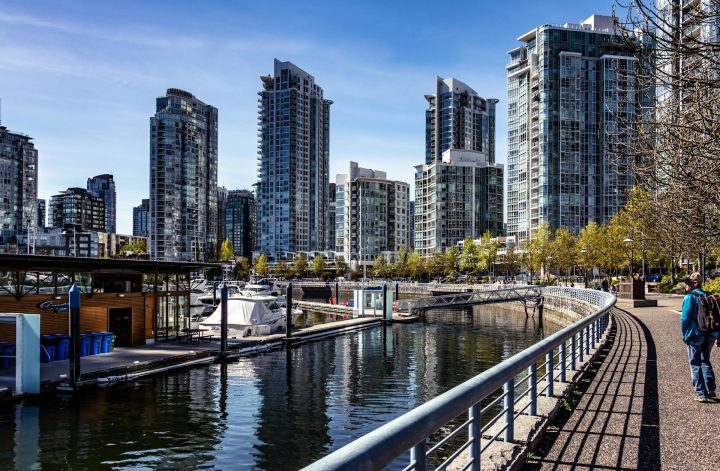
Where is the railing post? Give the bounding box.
[528,363,537,416]
[585,325,590,355]
[504,379,514,442]
[595,318,600,344]
[570,333,576,372]
[411,439,427,471]
[469,404,481,471]
[559,342,566,383]
[578,330,584,363]
[546,351,554,397]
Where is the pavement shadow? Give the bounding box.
[524,309,661,470]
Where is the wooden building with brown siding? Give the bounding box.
[0,255,219,346]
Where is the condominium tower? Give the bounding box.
[506,15,640,240]
[150,88,218,261]
[133,199,149,237]
[335,162,410,266]
[49,187,106,231]
[87,174,116,234]
[415,77,504,256]
[0,123,38,248]
[257,59,332,258]
[224,189,257,259]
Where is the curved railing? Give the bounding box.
[303,287,616,471]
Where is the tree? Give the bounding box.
[427,251,446,282]
[551,228,577,282]
[293,253,308,279]
[254,254,269,276]
[234,257,251,280]
[335,255,348,279]
[373,255,389,278]
[614,2,720,256]
[407,251,426,281]
[528,223,553,283]
[578,221,602,284]
[459,237,478,275]
[219,239,235,262]
[444,246,460,279]
[310,255,326,279]
[393,247,411,279]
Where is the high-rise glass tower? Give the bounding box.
[0,123,38,248]
[257,59,332,258]
[335,162,409,266]
[224,190,257,259]
[87,174,116,233]
[37,198,46,229]
[415,77,503,256]
[133,199,149,237]
[506,15,641,240]
[150,88,218,261]
[49,187,106,231]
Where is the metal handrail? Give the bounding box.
[302,287,615,471]
[395,285,542,315]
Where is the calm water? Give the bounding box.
[0,306,558,470]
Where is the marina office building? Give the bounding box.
[506,15,641,241]
[415,77,504,256]
[335,162,410,267]
[257,59,332,259]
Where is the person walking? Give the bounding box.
[681,272,719,402]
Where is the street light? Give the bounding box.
[580,247,588,287]
[623,233,634,279]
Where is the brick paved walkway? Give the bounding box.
[525,295,720,470]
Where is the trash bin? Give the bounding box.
[98,332,114,354]
[109,334,116,352]
[79,334,92,357]
[90,333,103,355]
[0,342,16,369]
[55,335,70,361]
[41,335,57,363]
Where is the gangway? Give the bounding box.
[395,285,543,318]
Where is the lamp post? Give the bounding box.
[580,248,588,288]
[623,233,634,279]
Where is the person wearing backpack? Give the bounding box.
[681,272,720,402]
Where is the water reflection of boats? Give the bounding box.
[199,296,303,337]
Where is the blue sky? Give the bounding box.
[0,0,613,233]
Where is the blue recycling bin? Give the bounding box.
[79,334,93,357]
[90,333,103,355]
[55,335,70,361]
[41,335,57,363]
[98,332,114,354]
[0,342,16,369]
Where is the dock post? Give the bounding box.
[219,283,228,360]
[394,282,399,302]
[335,281,339,305]
[286,283,293,340]
[382,283,388,324]
[68,284,81,390]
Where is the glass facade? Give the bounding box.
[224,189,257,258]
[257,60,332,258]
[87,174,116,234]
[49,187,106,232]
[0,125,38,248]
[506,15,642,240]
[150,88,218,261]
[133,199,149,237]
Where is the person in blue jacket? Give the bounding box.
[681,272,719,402]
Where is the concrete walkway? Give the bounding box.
[525,295,720,470]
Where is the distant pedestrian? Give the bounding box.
[601,279,609,292]
[681,272,718,402]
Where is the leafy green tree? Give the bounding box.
[254,254,269,276]
[578,221,602,285]
[234,257,251,280]
[373,255,389,278]
[393,247,411,279]
[427,251,446,282]
[459,237,478,275]
[219,238,235,261]
[334,255,348,279]
[528,223,553,283]
[311,255,326,278]
[293,253,308,279]
[444,246,460,279]
[133,239,147,254]
[407,251,426,281]
[552,228,577,282]
[274,260,289,280]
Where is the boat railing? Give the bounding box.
[302,287,615,471]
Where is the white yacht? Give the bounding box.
[240,278,283,298]
[199,295,303,337]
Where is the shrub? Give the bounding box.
[703,277,720,295]
[658,274,684,294]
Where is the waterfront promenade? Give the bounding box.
[526,294,720,470]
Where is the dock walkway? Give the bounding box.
[525,295,720,470]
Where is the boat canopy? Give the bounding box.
[199,296,280,328]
